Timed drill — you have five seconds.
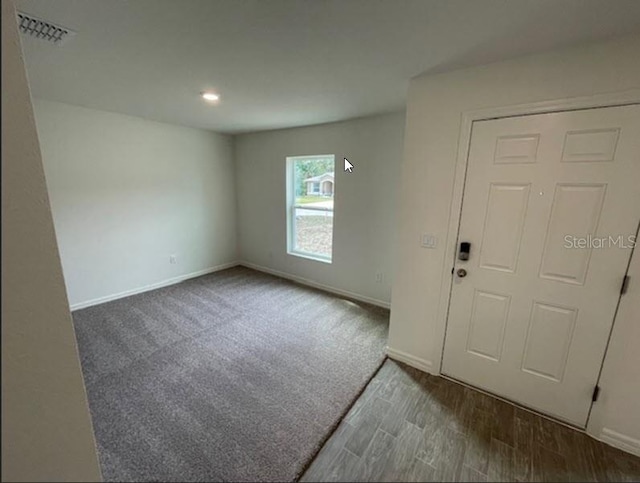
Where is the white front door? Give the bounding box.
[442,105,640,427]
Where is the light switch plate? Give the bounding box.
[421,234,437,248]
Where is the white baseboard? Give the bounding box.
[597,428,640,457]
[385,346,434,374]
[239,261,391,309]
[70,261,240,311]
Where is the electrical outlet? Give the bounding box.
[169,254,177,264]
[375,272,384,283]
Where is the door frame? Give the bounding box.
[431,89,640,423]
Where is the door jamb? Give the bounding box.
[433,89,640,384]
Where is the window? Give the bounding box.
[287,155,335,262]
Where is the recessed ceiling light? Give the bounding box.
[201,92,220,102]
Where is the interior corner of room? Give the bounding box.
[3,0,640,481]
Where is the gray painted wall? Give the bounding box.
[34,100,238,308]
[234,112,406,306]
[1,1,102,479]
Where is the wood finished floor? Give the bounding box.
[301,359,640,482]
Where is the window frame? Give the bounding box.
[286,154,335,263]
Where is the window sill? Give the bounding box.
[288,250,332,264]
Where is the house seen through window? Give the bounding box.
[287,155,335,262]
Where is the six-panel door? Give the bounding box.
[442,105,640,427]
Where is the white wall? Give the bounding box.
[388,34,640,452]
[235,112,405,307]
[1,0,102,480]
[34,100,238,309]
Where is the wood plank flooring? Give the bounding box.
[301,359,640,482]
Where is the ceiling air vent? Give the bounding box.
[17,12,75,45]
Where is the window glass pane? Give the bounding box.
[289,155,335,261]
[295,208,333,258]
[294,157,335,209]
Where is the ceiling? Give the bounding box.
[17,0,640,134]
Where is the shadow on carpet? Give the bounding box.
[73,266,389,482]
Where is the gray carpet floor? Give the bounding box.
[72,266,389,482]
